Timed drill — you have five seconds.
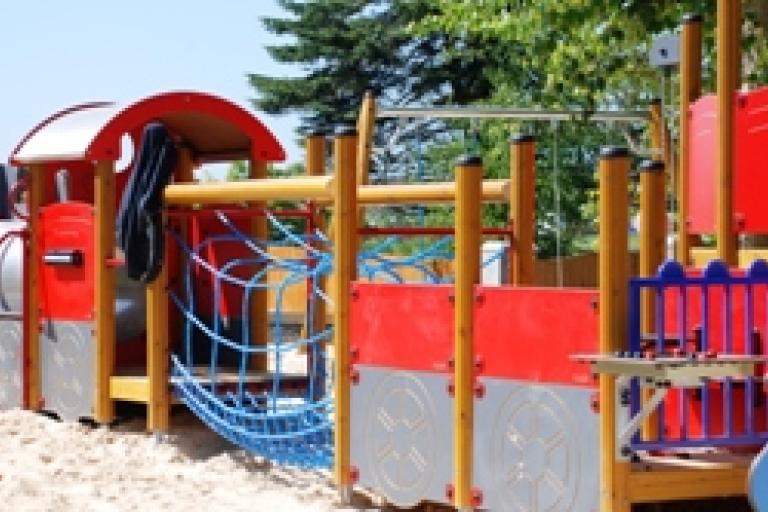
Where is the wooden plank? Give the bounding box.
[628,464,747,503]
[109,375,150,403]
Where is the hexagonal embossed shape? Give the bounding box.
[476,379,599,512]
[351,367,452,508]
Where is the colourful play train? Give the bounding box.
[1,3,767,511]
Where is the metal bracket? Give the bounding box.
[617,385,668,459]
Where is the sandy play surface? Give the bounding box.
[0,409,360,512]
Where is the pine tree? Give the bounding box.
[248,0,492,134]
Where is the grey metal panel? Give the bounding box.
[0,221,25,313]
[41,321,95,421]
[351,366,453,508]
[0,320,23,409]
[474,379,599,512]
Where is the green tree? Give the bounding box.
[412,1,768,257]
[248,0,493,133]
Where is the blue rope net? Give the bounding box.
[357,235,507,283]
[170,211,333,468]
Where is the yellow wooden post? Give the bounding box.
[453,155,482,510]
[250,160,269,372]
[509,135,536,285]
[639,159,666,440]
[678,14,703,264]
[332,127,357,499]
[146,237,169,432]
[356,92,375,254]
[356,91,375,188]
[716,0,741,265]
[94,160,116,424]
[639,159,666,329]
[598,147,631,512]
[145,149,193,432]
[25,165,44,410]
[306,132,327,363]
[649,99,664,163]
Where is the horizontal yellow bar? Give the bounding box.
[164,176,334,205]
[356,179,508,205]
[628,465,747,503]
[691,247,768,269]
[109,375,150,403]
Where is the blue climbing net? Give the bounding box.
[358,235,508,283]
[169,211,506,468]
[170,211,334,468]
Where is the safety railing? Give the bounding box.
[628,259,768,451]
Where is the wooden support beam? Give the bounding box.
[678,14,703,264]
[94,160,116,424]
[356,180,508,205]
[164,176,334,205]
[639,159,666,440]
[628,464,747,503]
[716,0,741,265]
[332,127,357,500]
[510,135,536,285]
[146,229,170,432]
[306,132,327,389]
[249,160,269,372]
[356,92,376,253]
[598,147,632,512]
[24,164,43,410]
[453,155,482,510]
[356,91,375,188]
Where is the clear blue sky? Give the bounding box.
[0,1,302,167]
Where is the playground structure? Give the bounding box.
[0,4,768,512]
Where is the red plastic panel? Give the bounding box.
[189,215,254,320]
[349,282,454,373]
[474,286,599,387]
[688,94,717,234]
[38,202,94,321]
[734,87,768,232]
[688,86,768,234]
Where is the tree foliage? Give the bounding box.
[249,0,492,134]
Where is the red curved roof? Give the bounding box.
[10,91,285,166]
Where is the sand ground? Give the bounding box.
[0,408,372,512]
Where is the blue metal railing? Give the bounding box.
[629,259,768,451]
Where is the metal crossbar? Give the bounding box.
[377,106,648,123]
